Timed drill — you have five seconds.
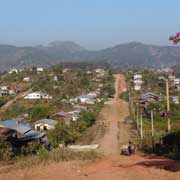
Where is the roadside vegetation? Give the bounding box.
[0,65,115,166]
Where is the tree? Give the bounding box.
[30,105,51,120]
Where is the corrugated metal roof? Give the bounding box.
[34,119,57,126]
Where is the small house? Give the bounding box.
[52,111,71,121]
[133,74,142,80]
[23,77,30,82]
[140,92,159,103]
[36,67,44,73]
[172,96,179,104]
[34,119,57,131]
[134,84,141,91]
[8,68,18,74]
[24,92,52,100]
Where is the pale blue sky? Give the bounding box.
[0,0,179,49]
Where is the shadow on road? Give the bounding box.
[136,158,180,172]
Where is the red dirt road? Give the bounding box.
[0,74,180,180]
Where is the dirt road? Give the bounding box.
[1,74,180,180]
[98,74,130,155]
[0,88,32,113]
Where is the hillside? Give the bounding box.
[0,41,180,70]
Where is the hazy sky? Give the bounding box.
[0,0,180,49]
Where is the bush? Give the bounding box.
[79,110,96,127]
[0,99,7,107]
[30,105,51,120]
[119,91,129,102]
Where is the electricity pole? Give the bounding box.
[140,113,143,140]
[166,79,171,132]
[151,110,154,137]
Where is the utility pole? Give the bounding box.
[140,113,143,140]
[151,110,154,137]
[151,110,155,151]
[136,107,139,130]
[166,79,171,132]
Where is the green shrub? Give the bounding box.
[119,91,129,102]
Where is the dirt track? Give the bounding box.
[98,74,130,155]
[1,74,180,180]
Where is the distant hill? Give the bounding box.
[0,41,180,71]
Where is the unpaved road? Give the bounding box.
[98,74,130,155]
[0,88,32,113]
[1,74,180,180]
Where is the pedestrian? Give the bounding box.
[128,141,132,155]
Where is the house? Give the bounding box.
[52,111,71,121]
[95,68,105,74]
[172,96,179,104]
[75,95,93,104]
[133,74,142,80]
[133,79,143,85]
[158,76,165,81]
[54,76,58,81]
[0,127,17,141]
[8,68,18,74]
[34,119,57,131]
[36,67,44,73]
[86,71,92,75]
[134,84,141,91]
[140,92,159,103]
[24,92,52,100]
[87,92,98,98]
[23,77,30,82]
[174,78,180,85]
[0,118,30,129]
[73,104,87,111]
[0,90,9,97]
[0,86,8,91]
[0,119,48,148]
[95,68,106,77]
[168,75,176,81]
[62,68,71,73]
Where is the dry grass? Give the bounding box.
[0,148,100,174]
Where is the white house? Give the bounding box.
[172,96,179,104]
[168,75,176,81]
[62,68,71,73]
[133,79,143,85]
[34,119,57,131]
[134,84,141,91]
[36,67,44,73]
[174,78,180,85]
[9,68,18,74]
[23,77,30,82]
[54,76,58,81]
[133,74,142,80]
[0,86,8,91]
[24,92,52,100]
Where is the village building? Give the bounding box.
[23,77,30,82]
[8,68,18,74]
[172,96,179,104]
[24,92,52,100]
[168,75,176,81]
[140,92,159,103]
[36,67,44,73]
[133,74,142,80]
[54,76,58,81]
[62,68,71,73]
[34,119,57,131]
[134,84,141,91]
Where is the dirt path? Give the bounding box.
[98,74,129,155]
[1,74,180,180]
[0,88,32,113]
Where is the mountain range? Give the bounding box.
[0,41,180,71]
